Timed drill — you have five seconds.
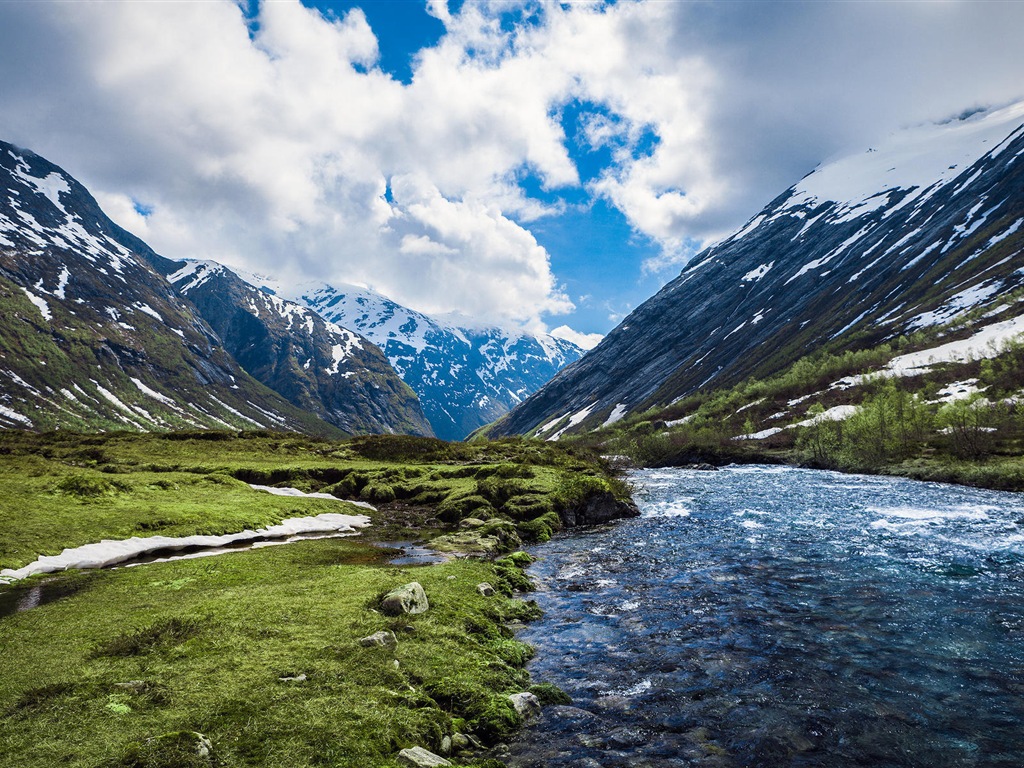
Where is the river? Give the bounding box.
[504,465,1024,767]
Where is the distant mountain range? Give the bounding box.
[241,276,584,440]
[0,139,580,438]
[492,101,1024,438]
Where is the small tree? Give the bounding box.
[937,394,1003,459]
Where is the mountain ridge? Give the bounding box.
[156,259,433,437]
[490,102,1024,439]
[0,140,354,435]
[238,273,585,440]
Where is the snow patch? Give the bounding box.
[0,510,371,583]
[602,403,629,428]
[547,402,598,441]
[21,287,51,320]
[741,262,774,282]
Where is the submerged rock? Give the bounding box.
[397,746,452,767]
[560,491,640,527]
[381,582,429,616]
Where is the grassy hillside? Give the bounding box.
[570,301,1024,491]
[0,431,630,767]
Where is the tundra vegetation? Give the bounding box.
[0,431,630,768]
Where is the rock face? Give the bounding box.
[157,260,432,437]
[0,140,341,435]
[492,102,1024,438]
[380,582,429,616]
[240,277,585,440]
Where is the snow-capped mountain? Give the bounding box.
[0,140,346,434]
[240,276,584,440]
[492,101,1024,438]
[157,260,432,436]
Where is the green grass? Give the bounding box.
[0,431,631,570]
[0,430,630,766]
[0,538,543,767]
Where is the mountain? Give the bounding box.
[157,259,432,436]
[239,277,584,441]
[0,140,340,435]
[491,101,1024,438]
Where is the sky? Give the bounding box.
[2,1,1024,349]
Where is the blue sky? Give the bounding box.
[1,0,1023,347]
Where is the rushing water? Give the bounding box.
[505,466,1024,768]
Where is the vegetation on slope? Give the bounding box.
[572,300,1024,491]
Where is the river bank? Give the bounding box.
[0,430,636,767]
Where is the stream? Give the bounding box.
[504,465,1024,768]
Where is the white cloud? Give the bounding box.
[550,325,603,351]
[1,0,1023,333]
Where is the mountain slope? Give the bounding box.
[240,277,584,440]
[0,140,343,435]
[158,260,432,436]
[492,102,1024,438]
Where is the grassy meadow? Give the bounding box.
[0,430,626,767]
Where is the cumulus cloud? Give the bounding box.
[549,325,604,351]
[0,0,1022,331]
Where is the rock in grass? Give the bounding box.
[450,733,470,750]
[359,630,398,648]
[397,745,452,767]
[381,582,429,616]
[476,582,495,597]
[508,691,542,720]
[113,680,149,693]
[119,731,214,767]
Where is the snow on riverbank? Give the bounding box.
[0,487,372,583]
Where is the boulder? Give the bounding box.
[476,582,495,597]
[381,582,429,616]
[397,746,452,767]
[560,491,640,527]
[508,691,542,720]
[358,630,398,648]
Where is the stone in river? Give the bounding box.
[508,691,542,720]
